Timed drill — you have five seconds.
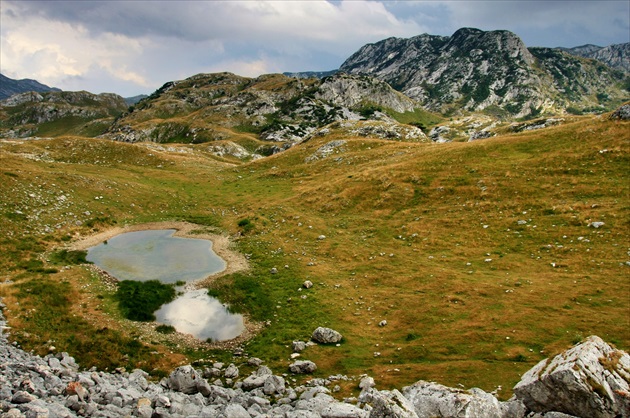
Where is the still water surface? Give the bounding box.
[86,229,226,283]
[86,229,244,341]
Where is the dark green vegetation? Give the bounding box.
[49,249,90,265]
[12,277,161,372]
[115,280,177,321]
[0,112,628,399]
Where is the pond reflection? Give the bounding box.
[155,289,244,341]
[86,229,243,341]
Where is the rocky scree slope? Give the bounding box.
[340,28,628,117]
[0,90,127,138]
[101,72,428,156]
[1,300,629,418]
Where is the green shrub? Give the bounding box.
[50,249,90,265]
[238,218,254,233]
[115,280,176,321]
[156,324,176,334]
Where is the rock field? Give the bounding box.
[1,300,628,418]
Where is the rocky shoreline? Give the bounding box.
[1,299,628,418]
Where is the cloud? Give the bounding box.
[1,0,628,97]
[1,0,427,95]
[388,1,630,47]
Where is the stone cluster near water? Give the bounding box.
[1,301,629,418]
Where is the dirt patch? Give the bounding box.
[69,221,263,351]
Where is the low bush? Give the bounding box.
[115,280,176,321]
[50,249,90,265]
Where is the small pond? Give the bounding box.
[86,229,244,341]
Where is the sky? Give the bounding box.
[1,0,629,97]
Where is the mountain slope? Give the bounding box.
[0,90,128,138]
[0,73,61,100]
[340,28,629,117]
[561,43,630,73]
[102,72,432,157]
[0,109,627,396]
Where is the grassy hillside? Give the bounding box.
[0,113,628,399]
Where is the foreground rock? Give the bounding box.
[513,335,630,418]
[1,298,628,418]
[402,382,503,418]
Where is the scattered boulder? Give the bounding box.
[263,375,286,395]
[312,327,343,344]
[293,341,307,353]
[224,363,239,379]
[289,360,318,374]
[0,296,628,418]
[303,280,314,289]
[513,335,630,418]
[589,221,605,228]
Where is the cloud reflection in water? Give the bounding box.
[155,289,244,341]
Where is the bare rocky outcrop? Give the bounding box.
[610,103,630,120]
[340,28,627,117]
[1,299,628,418]
[513,335,630,418]
[315,73,417,113]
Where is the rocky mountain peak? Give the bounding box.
[340,28,628,117]
[445,28,535,65]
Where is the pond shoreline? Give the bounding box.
[69,221,263,350]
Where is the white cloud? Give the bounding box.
[1,0,627,97]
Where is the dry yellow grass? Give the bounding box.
[0,114,628,397]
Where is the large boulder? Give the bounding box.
[312,327,343,344]
[369,389,419,418]
[401,381,503,418]
[289,360,318,374]
[512,335,630,418]
[321,402,369,418]
[167,365,202,394]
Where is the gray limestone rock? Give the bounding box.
[224,363,240,379]
[312,327,343,344]
[289,360,318,374]
[402,381,502,418]
[224,403,251,418]
[293,341,307,353]
[321,402,368,418]
[369,389,418,418]
[263,375,286,395]
[512,335,630,418]
[167,365,202,395]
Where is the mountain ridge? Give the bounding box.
[0,73,61,101]
[560,42,630,72]
[339,28,628,117]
